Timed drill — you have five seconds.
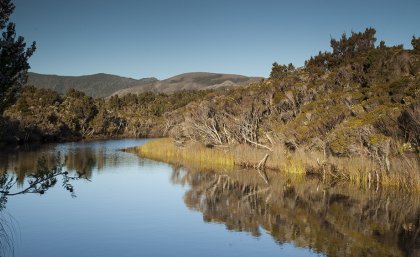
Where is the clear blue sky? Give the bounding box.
[12,0,420,79]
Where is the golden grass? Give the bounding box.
[129,138,235,172]
[131,138,420,191]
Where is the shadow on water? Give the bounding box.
[0,153,88,256]
[170,166,420,257]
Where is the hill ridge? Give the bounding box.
[27,72,262,98]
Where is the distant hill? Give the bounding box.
[27,72,262,98]
[111,72,262,96]
[27,72,158,98]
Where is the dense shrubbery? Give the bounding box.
[1,87,209,142]
[163,28,419,175]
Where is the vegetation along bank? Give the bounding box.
[1,28,420,189]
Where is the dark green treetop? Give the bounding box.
[0,0,36,114]
[412,36,420,54]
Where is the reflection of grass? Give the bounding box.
[131,138,420,191]
[177,167,417,257]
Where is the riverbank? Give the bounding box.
[129,138,420,191]
[0,130,155,149]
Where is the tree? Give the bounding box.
[0,0,36,114]
[60,89,98,137]
[412,36,420,54]
[330,28,376,57]
[306,28,377,71]
[270,62,294,80]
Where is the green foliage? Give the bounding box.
[0,0,36,114]
[398,100,420,149]
[60,89,98,136]
[306,28,376,72]
[329,128,359,156]
[270,62,295,80]
[411,36,420,54]
[330,28,376,57]
[2,87,210,142]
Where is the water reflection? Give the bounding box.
[0,140,141,180]
[172,167,420,257]
[0,139,148,257]
[0,154,86,256]
[0,140,418,257]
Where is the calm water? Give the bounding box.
[0,139,418,257]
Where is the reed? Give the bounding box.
[129,138,235,172]
[131,138,420,191]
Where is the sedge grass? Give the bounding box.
[130,138,420,191]
[130,138,235,172]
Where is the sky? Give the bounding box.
[11,0,420,79]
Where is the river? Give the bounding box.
[0,139,418,257]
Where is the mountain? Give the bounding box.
[26,72,262,98]
[26,72,158,98]
[111,72,262,96]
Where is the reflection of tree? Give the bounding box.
[175,167,420,257]
[0,144,129,181]
[0,148,61,184]
[0,156,81,201]
[0,155,86,256]
[66,148,97,178]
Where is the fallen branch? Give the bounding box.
[256,153,270,184]
[244,137,273,152]
[257,153,270,170]
[265,132,274,145]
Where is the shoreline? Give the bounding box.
[129,138,420,192]
[2,135,418,192]
[0,135,161,149]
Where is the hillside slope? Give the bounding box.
[112,72,262,96]
[27,72,262,98]
[27,72,158,98]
